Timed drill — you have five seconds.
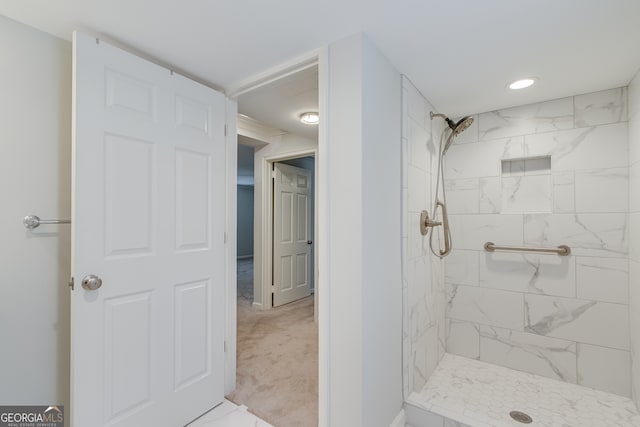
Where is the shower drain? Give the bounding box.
[509,411,533,424]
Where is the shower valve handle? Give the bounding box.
[420,210,441,236]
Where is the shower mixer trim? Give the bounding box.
[420,210,441,236]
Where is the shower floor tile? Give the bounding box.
[407,353,640,427]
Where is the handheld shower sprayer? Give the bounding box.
[420,112,474,258]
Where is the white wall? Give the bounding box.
[629,70,640,408]
[327,33,402,427]
[360,37,402,427]
[237,185,254,258]
[253,133,317,307]
[0,16,71,408]
[443,88,631,397]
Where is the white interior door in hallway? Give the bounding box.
[273,163,312,307]
[72,31,229,427]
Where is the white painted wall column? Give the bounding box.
[326,33,402,427]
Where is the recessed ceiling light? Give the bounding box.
[509,78,536,90]
[299,112,319,125]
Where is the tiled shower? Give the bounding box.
[402,72,640,425]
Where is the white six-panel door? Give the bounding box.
[71,32,227,427]
[273,163,312,307]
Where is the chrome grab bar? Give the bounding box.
[484,242,571,256]
[23,215,71,229]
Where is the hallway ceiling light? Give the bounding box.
[299,112,319,125]
[509,78,537,90]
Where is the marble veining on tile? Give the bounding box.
[446,137,525,179]
[408,353,640,427]
[479,325,576,383]
[436,87,632,403]
[523,213,628,258]
[525,123,628,171]
[447,319,480,360]
[576,257,628,304]
[402,76,447,396]
[552,171,575,213]
[446,284,524,330]
[501,175,552,213]
[479,177,501,213]
[577,343,631,397]
[524,294,630,350]
[574,167,628,213]
[479,97,574,140]
[479,252,575,297]
[574,87,628,128]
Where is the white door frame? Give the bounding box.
[261,150,317,310]
[224,103,238,396]
[225,47,329,425]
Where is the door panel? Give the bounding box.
[72,32,227,427]
[281,192,293,242]
[273,163,312,307]
[174,279,210,390]
[105,68,157,118]
[175,150,210,251]
[296,193,308,240]
[104,292,152,420]
[104,134,155,257]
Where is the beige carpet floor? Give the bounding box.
[227,296,318,427]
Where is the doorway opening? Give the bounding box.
[228,64,319,426]
[236,142,256,302]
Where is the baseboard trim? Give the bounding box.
[390,408,406,427]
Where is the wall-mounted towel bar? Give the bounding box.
[23,214,71,229]
[484,241,571,256]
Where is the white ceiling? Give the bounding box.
[237,66,318,141]
[2,0,640,117]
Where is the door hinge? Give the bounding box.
[224,124,228,136]
[224,232,227,244]
[224,341,227,352]
[68,277,74,290]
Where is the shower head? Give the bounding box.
[446,116,474,136]
[430,112,474,136]
[430,112,474,155]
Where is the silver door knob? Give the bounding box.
[81,274,103,291]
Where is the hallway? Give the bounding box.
[228,259,318,426]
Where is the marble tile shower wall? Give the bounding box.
[629,71,640,408]
[402,76,446,396]
[443,87,632,397]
